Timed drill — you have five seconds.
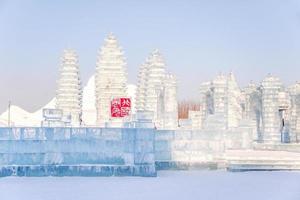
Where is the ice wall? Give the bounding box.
[0,126,255,176]
[0,127,156,177]
[155,128,253,169]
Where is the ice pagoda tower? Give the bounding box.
[95,33,128,127]
[56,49,82,126]
[135,50,178,129]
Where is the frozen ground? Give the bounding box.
[0,170,300,200]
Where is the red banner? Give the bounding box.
[111,98,131,117]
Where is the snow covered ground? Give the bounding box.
[0,171,299,200]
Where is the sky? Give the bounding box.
[0,0,300,112]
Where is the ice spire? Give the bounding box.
[136,50,178,129]
[95,33,128,126]
[56,49,82,126]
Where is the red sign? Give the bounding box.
[111,98,131,117]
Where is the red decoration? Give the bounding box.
[111,98,131,117]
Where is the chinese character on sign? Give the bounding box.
[111,98,131,117]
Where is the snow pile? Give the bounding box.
[0,98,56,127]
[0,105,34,127]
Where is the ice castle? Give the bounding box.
[1,34,300,177]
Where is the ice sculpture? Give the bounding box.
[199,73,243,130]
[95,33,128,127]
[196,73,299,144]
[56,49,82,126]
[135,50,178,129]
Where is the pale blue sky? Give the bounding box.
[0,0,300,112]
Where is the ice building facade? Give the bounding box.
[55,49,82,126]
[135,50,178,130]
[95,33,128,127]
[242,75,293,144]
[194,73,300,145]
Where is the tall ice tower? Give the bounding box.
[136,50,178,129]
[56,49,82,126]
[95,33,128,127]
